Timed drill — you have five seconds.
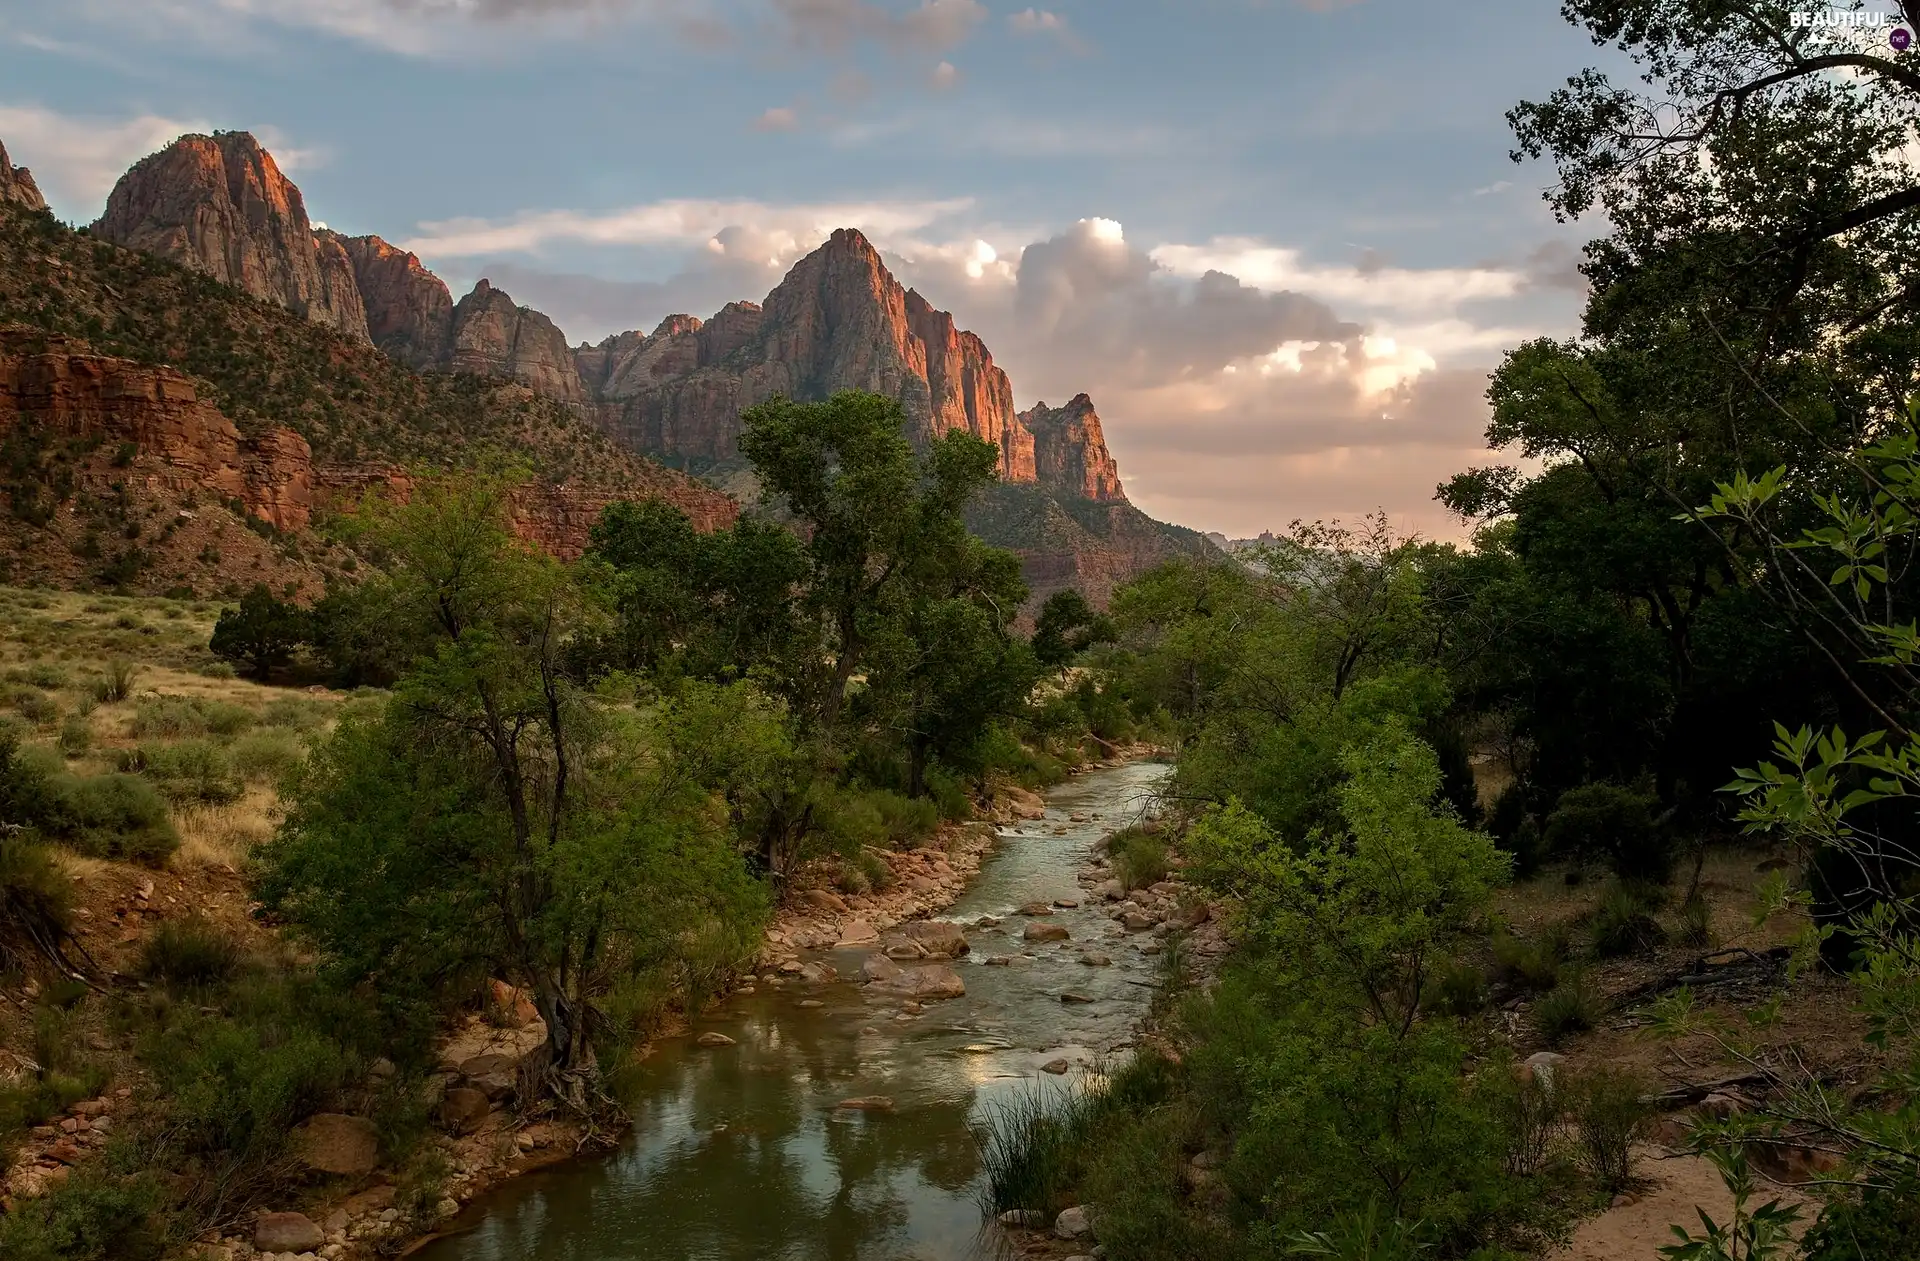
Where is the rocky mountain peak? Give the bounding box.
[326,231,455,371]
[1021,394,1126,503]
[92,132,369,343]
[0,139,46,212]
[448,278,586,405]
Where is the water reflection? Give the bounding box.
[419,762,1166,1261]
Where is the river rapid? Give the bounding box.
[414,760,1167,1261]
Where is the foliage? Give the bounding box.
[1562,1066,1647,1193]
[209,583,308,680]
[1107,827,1170,891]
[1543,783,1672,882]
[138,916,240,988]
[1530,978,1601,1047]
[1032,588,1114,668]
[1659,1143,1802,1261]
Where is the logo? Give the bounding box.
[1896,25,1914,48]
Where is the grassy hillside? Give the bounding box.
[0,201,653,485]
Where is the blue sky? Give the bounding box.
[0,0,1611,538]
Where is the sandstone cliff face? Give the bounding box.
[448,279,586,406]
[92,133,369,342]
[0,330,734,560]
[329,232,454,371]
[1021,395,1125,502]
[0,139,46,212]
[0,329,314,530]
[588,230,1110,498]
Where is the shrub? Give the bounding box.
[90,660,136,704]
[1678,890,1713,948]
[9,687,59,725]
[36,773,179,863]
[0,837,78,978]
[869,788,939,846]
[1426,960,1489,1018]
[1589,883,1668,958]
[1543,783,1672,882]
[24,663,67,689]
[1490,925,1563,993]
[57,715,91,757]
[138,916,240,988]
[0,1166,166,1261]
[131,696,252,738]
[974,1079,1101,1215]
[1562,1067,1647,1192]
[230,730,304,782]
[199,661,237,680]
[130,739,242,805]
[1109,827,1170,890]
[259,697,328,732]
[1801,1178,1920,1261]
[1532,976,1601,1046]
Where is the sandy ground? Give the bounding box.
[1552,1143,1818,1260]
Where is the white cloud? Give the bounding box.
[1151,237,1526,314]
[929,59,961,89]
[398,194,977,259]
[0,104,212,218]
[1007,8,1066,34]
[754,105,801,131]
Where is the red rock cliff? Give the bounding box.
[0,139,46,213]
[1021,394,1125,502]
[92,132,370,343]
[328,231,455,371]
[448,279,587,406]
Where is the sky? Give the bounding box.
[0,0,1611,540]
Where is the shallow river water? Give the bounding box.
[414,760,1168,1261]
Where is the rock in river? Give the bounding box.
[1024,923,1070,943]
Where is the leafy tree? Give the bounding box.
[257,475,772,1106]
[1032,588,1114,668]
[209,583,308,681]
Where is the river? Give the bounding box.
[414,760,1168,1261]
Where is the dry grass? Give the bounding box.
[174,789,279,871]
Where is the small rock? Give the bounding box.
[696,1032,737,1048]
[974,916,1001,928]
[1052,898,1080,909]
[1611,1193,1637,1208]
[1060,992,1095,1004]
[837,920,880,946]
[802,889,849,913]
[1121,912,1155,932]
[255,1213,325,1253]
[1041,1059,1071,1075]
[437,1197,460,1219]
[1521,1051,1566,1088]
[1055,1205,1092,1238]
[836,1096,895,1111]
[985,955,1012,966]
[797,999,824,1009]
[1017,902,1054,916]
[1078,953,1112,967]
[1024,923,1070,943]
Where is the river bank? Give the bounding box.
[404,757,1178,1261]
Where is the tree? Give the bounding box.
[256,475,773,1107]
[738,391,1003,734]
[209,583,308,680]
[1032,588,1114,668]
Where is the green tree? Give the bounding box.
[209,583,308,681]
[1032,588,1114,669]
[256,476,772,1105]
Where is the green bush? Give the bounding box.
[1543,783,1672,882]
[1490,925,1564,993]
[1426,960,1490,1018]
[1802,1178,1920,1260]
[869,787,939,845]
[9,686,60,725]
[36,772,179,863]
[90,660,135,704]
[1562,1067,1646,1192]
[128,739,242,805]
[0,1166,166,1261]
[131,695,253,739]
[24,663,68,689]
[138,917,240,988]
[1589,883,1667,958]
[1531,976,1601,1046]
[230,730,304,782]
[0,836,78,978]
[1109,827,1170,890]
[57,714,92,756]
[259,697,329,732]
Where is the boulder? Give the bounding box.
[1121,912,1155,932]
[902,921,969,958]
[797,961,838,984]
[439,1087,491,1135]
[1094,879,1125,902]
[861,955,904,984]
[1055,1205,1092,1238]
[1024,923,1070,944]
[837,920,880,947]
[488,979,541,1028]
[1078,953,1112,967]
[292,1113,379,1176]
[1520,1051,1566,1088]
[801,888,849,913]
[1041,1058,1070,1075]
[1018,902,1054,916]
[880,965,967,1001]
[255,1212,325,1252]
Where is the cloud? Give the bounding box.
[397,194,975,258]
[766,0,987,51]
[1151,238,1527,314]
[1007,8,1067,34]
[0,103,212,217]
[754,105,801,131]
[929,59,961,89]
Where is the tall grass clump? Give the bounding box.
[1108,826,1170,891]
[974,1079,1102,1216]
[91,660,136,704]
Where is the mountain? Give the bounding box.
[0,185,734,596]
[93,132,370,342]
[60,131,1210,603]
[0,139,45,212]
